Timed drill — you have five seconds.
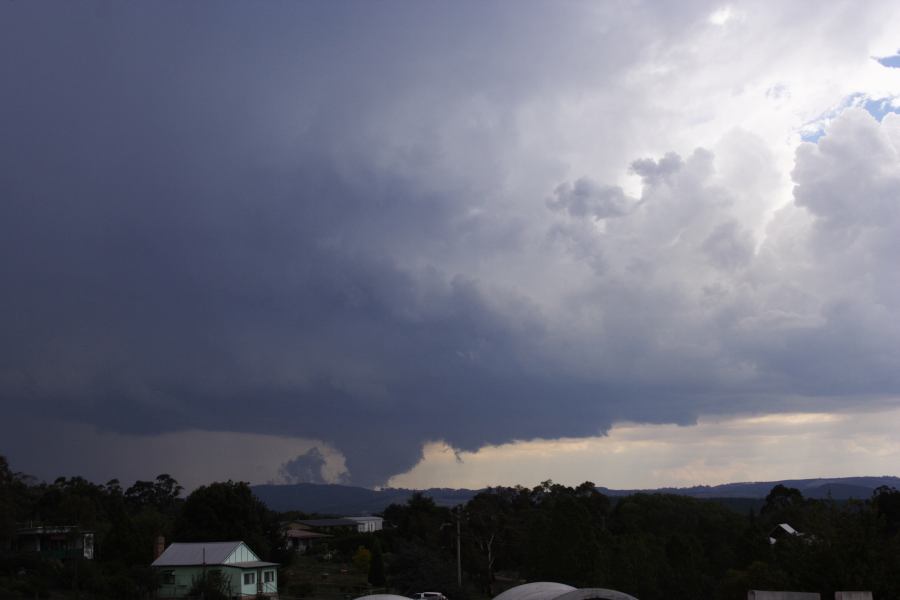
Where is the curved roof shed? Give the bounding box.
[493,582,577,600]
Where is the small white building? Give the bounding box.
[152,541,278,599]
[345,516,384,533]
[768,523,801,545]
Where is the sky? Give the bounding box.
[2,1,900,492]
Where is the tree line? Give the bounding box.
[380,481,900,600]
[5,454,900,599]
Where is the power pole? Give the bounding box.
[456,507,462,588]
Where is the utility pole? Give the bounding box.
[443,507,463,589]
[456,506,462,588]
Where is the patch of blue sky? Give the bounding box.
[799,93,900,143]
[800,129,825,143]
[875,52,900,69]
[863,97,900,121]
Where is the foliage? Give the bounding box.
[368,537,387,586]
[0,456,31,542]
[9,451,900,600]
[174,480,277,559]
[188,568,232,600]
[352,545,372,574]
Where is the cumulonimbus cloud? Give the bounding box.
[2,1,900,486]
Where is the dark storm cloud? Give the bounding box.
[3,0,690,485]
[3,1,900,487]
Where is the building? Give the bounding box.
[152,541,278,599]
[293,518,360,533]
[282,525,331,553]
[490,581,638,600]
[280,517,382,552]
[14,525,94,560]
[345,516,384,533]
[768,523,801,545]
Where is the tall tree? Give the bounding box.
[368,538,386,587]
[0,456,30,542]
[174,480,276,558]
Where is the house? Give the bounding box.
[294,518,360,533]
[281,517,382,551]
[152,541,278,599]
[345,516,384,533]
[14,525,94,560]
[768,523,802,545]
[282,523,332,553]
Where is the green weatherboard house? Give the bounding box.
[152,541,278,598]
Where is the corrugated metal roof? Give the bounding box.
[298,518,358,527]
[555,588,639,600]
[286,530,331,539]
[493,582,576,600]
[152,541,244,566]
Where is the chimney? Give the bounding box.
[154,536,166,560]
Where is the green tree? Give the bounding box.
[174,481,276,559]
[463,487,525,593]
[761,484,806,527]
[384,492,452,547]
[524,481,607,586]
[125,474,183,516]
[0,455,30,542]
[872,485,900,534]
[368,538,386,587]
[188,569,232,600]
[353,545,372,574]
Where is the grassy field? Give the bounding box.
[279,553,388,600]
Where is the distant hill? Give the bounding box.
[251,475,900,514]
[250,482,476,514]
[596,476,900,500]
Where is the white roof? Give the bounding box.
[493,582,577,600]
[355,595,412,600]
[152,541,259,567]
[776,523,798,535]
[554,589,640,600]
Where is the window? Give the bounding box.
[264,570,274,583]
[161,571,175,585]
[243,572,256,585]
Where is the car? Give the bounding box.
[412,593,448,600]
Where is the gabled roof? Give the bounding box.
[152,541,257,567]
